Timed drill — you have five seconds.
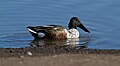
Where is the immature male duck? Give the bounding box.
[27,17,90,40]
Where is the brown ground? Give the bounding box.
[0,46,120,66]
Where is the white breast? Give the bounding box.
[64,29,79,38]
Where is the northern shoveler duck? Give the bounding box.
[27,17,90,40]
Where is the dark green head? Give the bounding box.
[68,17,90,33]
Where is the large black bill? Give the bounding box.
[78,24,90,33]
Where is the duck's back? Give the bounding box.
[27,25,68,39]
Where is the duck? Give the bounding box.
[27,17,90,40]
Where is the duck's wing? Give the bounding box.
[27,25,64,33]
[48,25,63,27]
[27,26,52,33]
[27,25,65,39]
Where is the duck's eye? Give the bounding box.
[77,20,78,22]
[76,20,79,22]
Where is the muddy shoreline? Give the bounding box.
[1,46,120,66]
[0,45,120,57]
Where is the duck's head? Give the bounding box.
[68,17,90,33]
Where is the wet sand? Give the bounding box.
[0,46,120,66]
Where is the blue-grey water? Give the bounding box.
[0,0,120,49]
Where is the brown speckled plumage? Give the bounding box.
[45,27,67,40]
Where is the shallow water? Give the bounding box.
[0,0,120,49]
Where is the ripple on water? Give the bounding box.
[0,0,120,49]
[0,33,32,48]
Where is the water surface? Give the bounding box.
[0,0,120,49]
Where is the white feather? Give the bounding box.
[38,33,45,38]
[69,29,79,38]
[28,28,37,34]
[64,29,79,38]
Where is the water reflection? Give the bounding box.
[30,37,90,49]
[0,32,90,48]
